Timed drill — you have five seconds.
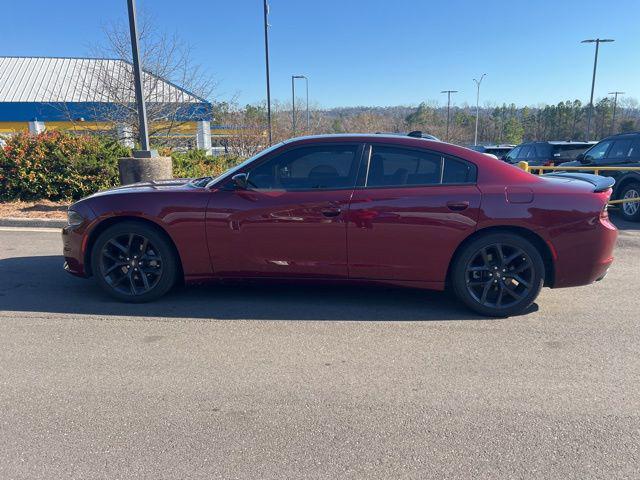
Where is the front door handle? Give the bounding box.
[321,208,341,217]
[446,201,469,212]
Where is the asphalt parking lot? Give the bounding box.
[0,217,639,479]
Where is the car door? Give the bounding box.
[205,143,363,278]
[593,138,632,185]
[347,144,481,284]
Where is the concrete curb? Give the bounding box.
[0,217,66,229]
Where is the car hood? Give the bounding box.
[84,178,196,199]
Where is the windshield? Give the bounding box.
[205,142,285,188]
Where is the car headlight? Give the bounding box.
[67,209,85,227]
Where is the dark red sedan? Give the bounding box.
[62,134,617,316]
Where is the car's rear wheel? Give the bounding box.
[451,233,545,317]
[619,182,640,222]
[91,221,178,302]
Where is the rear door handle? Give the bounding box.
[321,208,341,217]
[446,201,469,212]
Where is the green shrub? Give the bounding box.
[0,131,129,201]
[0,132,246,201]
[171,150,243,179]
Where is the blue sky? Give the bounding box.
[5,0,640,108]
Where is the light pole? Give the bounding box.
[441,90,458,142]
[126,0,152,155]
[263,0,272,145]
[291,75,309,135]
[473,74,486,146]
[582,38,614,140]
[608,91,624,135]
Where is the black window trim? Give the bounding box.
[230,142,367,193]
[356,143,478,190]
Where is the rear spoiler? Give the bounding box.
[541,172,615,192]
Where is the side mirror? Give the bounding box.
[578,154,593,164]
[231,173,249,190]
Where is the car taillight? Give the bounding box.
[601,203,609,219]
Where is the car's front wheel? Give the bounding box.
[619,182,640,222]
[451,233,545,317]
[91,221,178,302]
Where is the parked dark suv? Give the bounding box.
[504,141,596,166]
[560,132,640,221]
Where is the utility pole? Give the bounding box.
[473,74,486,146]
[582,38,614,140]
[291,76,296,136]
[263,0,272,145]
[126,0,151,155]
[119,0,172,185]
[608,91,624,135]
[441,90,458,142]
[291,75,309,135]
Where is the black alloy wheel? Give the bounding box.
[91,222,178,302]
[465,243,534,310]
[99,233,163,296]
[452,233,545,317]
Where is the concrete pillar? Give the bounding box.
[196,120,212,153]
[118,156,173,185]
[28,121,45,134]
[116,124,135,148]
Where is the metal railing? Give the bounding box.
[517,161,640,206]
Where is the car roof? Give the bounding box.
[600,131,640,141]
[518,140,596,146]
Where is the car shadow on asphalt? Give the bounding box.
[0,255,540,322]
[612,214,640,231]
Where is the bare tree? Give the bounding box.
[75,14,216,147]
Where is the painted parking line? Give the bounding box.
[0,226,61,233]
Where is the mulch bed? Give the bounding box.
[0,200,69,219]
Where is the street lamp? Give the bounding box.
[473,74,486,146]
[582,38,614,140]
[291,75,309,136]
[441,90,458,142]
[263,0,272,145]
[608,91,625,135]
[126,0,152,156]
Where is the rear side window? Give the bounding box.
[533,144,551,158]
[365,145,476,187]
[552,145,591,160]
[606,139,634,161]
[367,146,441,187]
[628,139,640,160]
[442,157,477,184]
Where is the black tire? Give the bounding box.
[451,233,545,317]
[90,221,178,302]
[618,182,640,222]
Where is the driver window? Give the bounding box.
[585,141,612,163]
[247,145,359,190]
